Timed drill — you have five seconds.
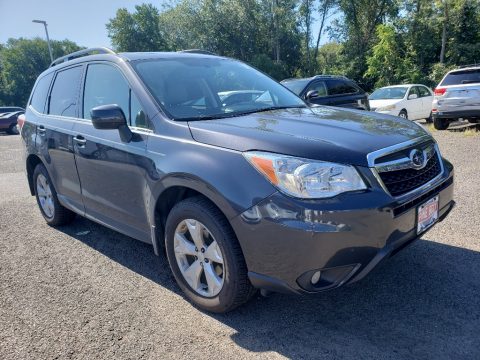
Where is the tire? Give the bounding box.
[165,196,255,313]
[433,118,450,130]
[33,163,76,226]
[7,123,18,135]
[426,112,433,123]
[398,110,408,119]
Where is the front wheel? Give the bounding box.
[7,123,19,135]
[433,118,450,130]
[165,196,255,313]
[426,112,433,123]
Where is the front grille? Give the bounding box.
[378,153,441,196]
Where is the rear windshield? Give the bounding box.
[440,69,480,86]
[281,79,311,95]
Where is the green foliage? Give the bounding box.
[107,4,168,52]
[2,0,480,107]
[0,38,82,106]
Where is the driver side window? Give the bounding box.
[306,81,327,97]
[83,63,149,129]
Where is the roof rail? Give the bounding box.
[50,47,116,67]
[457,63,480,69]
[179,49,217,56]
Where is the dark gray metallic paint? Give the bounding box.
[22,52,455,294]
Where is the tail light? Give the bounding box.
[17,114,25,130]
[434,87,446,96]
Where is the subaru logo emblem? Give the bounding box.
[410,149,425,169]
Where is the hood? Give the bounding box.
[369,99,401,109]
[188,106,428,167]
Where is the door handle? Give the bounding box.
[38,125,46,135]
[73,135,87,146]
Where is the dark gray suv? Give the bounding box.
[22,48,455,313]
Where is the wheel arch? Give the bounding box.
[150,175,241,253]
[26,154,44,195]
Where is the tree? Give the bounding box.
[366,24,410,87]
[330,0,399,86]
[107,4,168,52]
[313,0,337,69]
[0,38,82,106]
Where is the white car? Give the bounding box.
[369,84,433,121]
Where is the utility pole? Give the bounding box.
[32,20,53,63]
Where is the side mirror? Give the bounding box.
[305,90,319,100]
[408,93,418,100]
[91,104,132,143]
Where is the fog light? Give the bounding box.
[311,271,321,285]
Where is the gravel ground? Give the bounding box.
[0,124,479,360]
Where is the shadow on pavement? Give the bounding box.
[61,216,480,359]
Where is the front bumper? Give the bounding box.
[231,159,454,294]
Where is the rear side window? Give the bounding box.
[49,66,83,117]
[417,86,431,97]
[30,72,53,113]
[326,79,358,95]
[441,69,480,86]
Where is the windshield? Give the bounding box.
[281,79,311,95]
[369,87,408,100]
[132,57,305,120]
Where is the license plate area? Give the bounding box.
[417,196,439,234]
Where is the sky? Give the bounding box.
[0,0,335,49]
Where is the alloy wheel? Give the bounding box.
[36,173,55,219]
[174,219,225,297]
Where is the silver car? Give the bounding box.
[432,66,480,130]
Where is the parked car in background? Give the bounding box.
[22,48,454,313]
[0,107,25,134]
[281,75,370,110]
[432,66,480,130]
[369,85,433,122]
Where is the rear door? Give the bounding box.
[439,69,480,112]
[325,79,368,110]
[36,65,85,213]
[417,86,433,118]
[72,62,152,242]
[406,86,422,119]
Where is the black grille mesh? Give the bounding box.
[378,154,441,196]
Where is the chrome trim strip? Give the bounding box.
[375,143,436,173]
[366,135,431,167]
[367,137,446,200]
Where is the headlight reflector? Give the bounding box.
[244,152,367,199]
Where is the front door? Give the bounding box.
[72,62,152,242]
[37,66,84,213]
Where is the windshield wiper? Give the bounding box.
[180,105,307,121]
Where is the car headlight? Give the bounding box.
[244,151,367,199]
[376,104,396,111]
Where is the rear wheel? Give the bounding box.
[33,164,76,226]
[165,196,255,313]
[433,118,450,130]
[398,110,408,119]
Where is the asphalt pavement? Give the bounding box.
[0,125,479,359]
